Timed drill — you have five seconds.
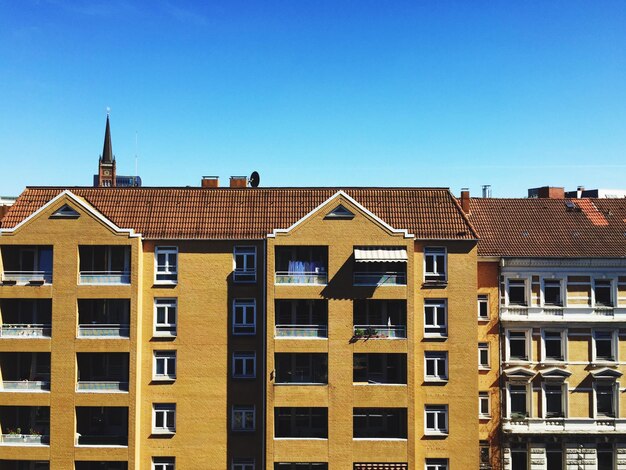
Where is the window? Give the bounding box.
[479,442,490,468]
[597,449,614,470]
[508,384,528,419]
[233,299,256,335]
[594,279,613,306]
[233,352,256,379]
[425,460,448,470]
[544,383,565,418]
[478,343,490,369]
[593,330,617,362]
[595,383,617,417]
[424,352,448,381]
[546,450,563,470]
[154,299,177,337]
[424,247,446,282]
[477,294,489,320]
[153,404,176,434]
[232,458,255,470]
[234,246,257,283]
[152,457,175,470]
[153,351,176,380]
[232,406,255,431]
[155,247,177,284]
[507,330,530,361]
[424,405,448,435]
[479,392,490,418]
[510,450,528,470]
[543,279,562,306]
[507,279,527,306]
[353,408,408,439]
[274,407,328,438]
[542,330,565,362]
[424,300,447,337]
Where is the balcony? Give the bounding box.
[0,353,50,392]
[353,300,406,340]
[77,353,129,393]
[0,462,50,470]
[0,406,49,446]
[275,353,327,384]
[502,417,626,434]
[275,247,327,285]
[501,305,626,322]
[274,407,328,438]
[77,300,130,338]
[353,247,407,286]
[75,463,127,470]
[353,408,407,439]
[0,246,53,285]
[275,300,327,339]
[79,246,130,285]
[75,407,128,446]
[0,300,51,338]
[353,354,407,385]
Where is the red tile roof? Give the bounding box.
[468,198,626,258]
[1,187,478,241]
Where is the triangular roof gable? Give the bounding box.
[268,190,414,239]
[538,367,572,379]
[590,367,623,379]
[503,366,536,379]
[0,190,140,238]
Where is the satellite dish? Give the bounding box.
[249,171,260,188]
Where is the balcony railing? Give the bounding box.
[79,271,130,285]
[78,324,129,338]
[275,325,328,338]
[501,305,624,321]
[76,381,128,392]
[75,434,127,446]
[1,381,49,392]
[275,271,327,285]
[1,271,52,285]
[0,324,51,337]
[353,325,406,339]
[0,434,49,445]
[353,272,407,286]
[503,417,626,433]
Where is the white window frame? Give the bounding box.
[153,350,177,381]
[593,381,619,418]
[506,382,531,419]
[424,351,448,382]
[541,329,567,363]
[542,382,567,418]
[154,246,178,284]
[505,277,528,306]
[424,405,448,435]
[232,459,255,470]
[233,299,256,335]
[424,299,447,338]
[505,329,531,362]
[233,352,256,379]
[425,459,448,470]
[154,298,177,337]
[152,403,176,434]
[541,278,563,306]
[232,405,255,432]
[479,392,490,419]
[477,294,489,320]
[592,329,618,363]
[152,457,175,470]
[233,246,257,283]
[424,247,447,282]
[478,342,490,370]
[592,278,614,307]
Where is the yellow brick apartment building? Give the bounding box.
[0,185,484,470]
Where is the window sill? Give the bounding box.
[153,333,177,339]
[422,281,448,288]
[152,376,176,382]
[424,378,448,383]
[424,334,448,340]
[479,415,491,421]
[151,430,175,436]
[424,431,448,437]
[478,366,491,371]
[352,437,407,441]
[154,280,178,286]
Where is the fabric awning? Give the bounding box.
[354,247,408,263]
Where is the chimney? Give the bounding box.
[481,185,492,198]
[230,176,247,188]
[528,186,565,199]
[460,188,470,214]
[201,176,219,188]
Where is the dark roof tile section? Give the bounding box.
[469,198,626,258]
[2,187,478,240]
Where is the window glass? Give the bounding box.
[508,280,527,305]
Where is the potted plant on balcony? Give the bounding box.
[3,427,22,443]
[24,428,42,443]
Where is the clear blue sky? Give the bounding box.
[1,1,625,197]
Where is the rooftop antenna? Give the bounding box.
[249,171,260,188]
[134,131,139,187]
[106,106,111,116]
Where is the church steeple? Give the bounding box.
[95,113,117,187]
[101,114,114,164]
